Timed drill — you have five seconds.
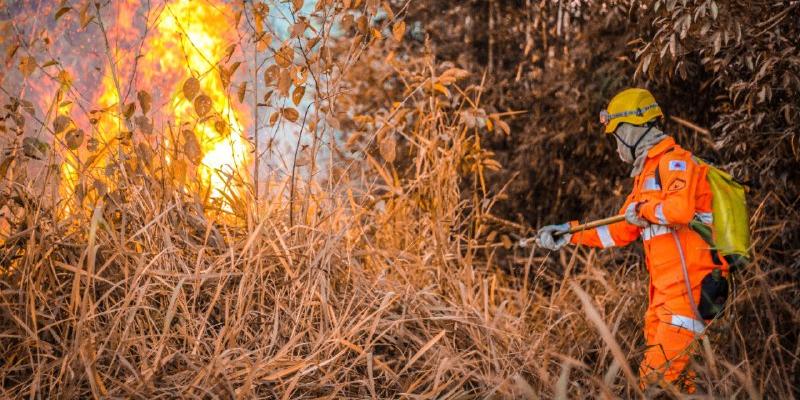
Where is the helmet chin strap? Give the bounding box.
[614,124,654,161]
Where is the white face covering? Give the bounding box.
[613,123,667,177]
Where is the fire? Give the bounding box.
[60,0,251,216]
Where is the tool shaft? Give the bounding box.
[556,215,626,236]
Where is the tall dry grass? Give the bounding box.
[1,1,797,399]
[3,65,795,398]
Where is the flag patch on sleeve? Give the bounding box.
[668,160,687,171]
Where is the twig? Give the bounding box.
[670,115,710,136]
[289,104,313,228]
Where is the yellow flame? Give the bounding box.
[60,0,251,215]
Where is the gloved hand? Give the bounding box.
[535,223,572,251]
[624,202,649,227]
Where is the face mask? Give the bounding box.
[613,124,654,163]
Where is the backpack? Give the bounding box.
[688,158,751,270]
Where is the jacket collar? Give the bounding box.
[646,136,676,159]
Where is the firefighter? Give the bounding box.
[536,88,729,392]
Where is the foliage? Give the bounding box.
[0,0,797,398]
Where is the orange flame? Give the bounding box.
[60,0,251,216]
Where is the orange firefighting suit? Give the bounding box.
[569,137,728,387]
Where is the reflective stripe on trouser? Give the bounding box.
[640,276,705,392]
[640,317,699,391]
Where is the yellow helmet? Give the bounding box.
[599,88,664,134]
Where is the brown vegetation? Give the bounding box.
[0,0,798,398]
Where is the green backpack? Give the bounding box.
[689,158,751,270]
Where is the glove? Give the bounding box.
[624,202,649,228]
[535,223,572,251]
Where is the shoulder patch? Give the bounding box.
[668,160,687,171]
[668,178,686,192]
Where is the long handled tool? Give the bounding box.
[559,215,626,235]
[518,215,626,248]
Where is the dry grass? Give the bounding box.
[1,1,798,398]
[2,76,797,398]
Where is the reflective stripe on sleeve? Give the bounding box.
[655,204,668,225]
[643,177,661,191]
[597,225,615,248]
[695,212,713,224]
[670,314,705,334]
[642,224,671,241]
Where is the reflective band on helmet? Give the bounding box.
[655,204,668,225]
[642,224,672,241]
[695,212,713,224]
[670,314,705,334]
[601,102,660,125]
[597,225,615,248]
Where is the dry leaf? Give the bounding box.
[379,134,396,163]
[52,115,71,134]
[65,129,85,150]
[382,1,395,19]
[269,111,280,126]
[371,28,382,41]
[193,94,212,117]
[392,21,406,42]
[223,44,236,62]
[219,65,231,89]
[57,70,72,88]
[291,66,308,86]
[123,102,136,119]
[291,22,306,38]
[237,82,247,103]
[494,118,510,136]
[264,65,279,86]
[292,85,305,106]
[137,90,152,114]
[340,14,354,31]
[366,0,379,14]
[19,56,36,77]
[228,61,242,76]
[431,83,450,97]
[438,68,469,85]
[182,130,202,164]
[277,68,292,97]
[501,234,513,249]
[79,2,94,29]
[55,6,72,21]
[292,0,304,11]
[275,45,294,68]
[135,116,153,135]
[22,137,48,159]
[282,107,300,122]
[183,77,200,101]
[86,137,99,152]
[257,32,273,52]
[356,15,368,35]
